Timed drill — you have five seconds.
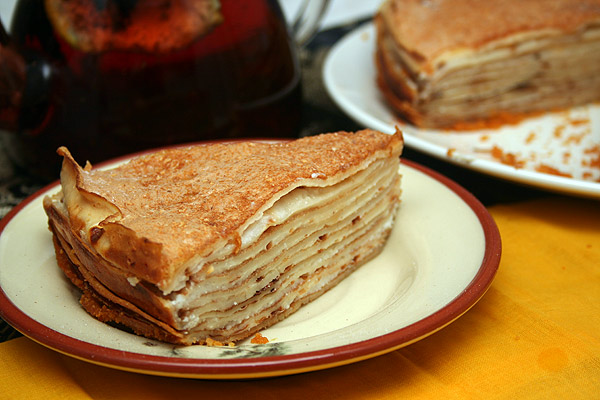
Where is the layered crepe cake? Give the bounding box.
[375,0,600,129]
[43,129,404,345]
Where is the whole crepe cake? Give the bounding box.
[43,129,404,345]
[375,0,600,128]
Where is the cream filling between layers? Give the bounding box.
[183,186,400,341]
[170,158,394,298]
[189,187,399,331]
[180,177,398,328]
[426,39,600,102]
[187,207,398,342]
[168,159,401,332]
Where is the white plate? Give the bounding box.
[0,151,500,379]
[323,23,600,199]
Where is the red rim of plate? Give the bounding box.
[0,143,501,379]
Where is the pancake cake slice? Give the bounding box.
[43,129,403,345]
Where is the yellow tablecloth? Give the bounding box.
[1,196,599,399]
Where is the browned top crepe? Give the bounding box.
[57,130,404,293]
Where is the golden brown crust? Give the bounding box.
[378,0,600,68]
[79,290,184,344]
[53,238,185,344]
[59,130,403,291]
